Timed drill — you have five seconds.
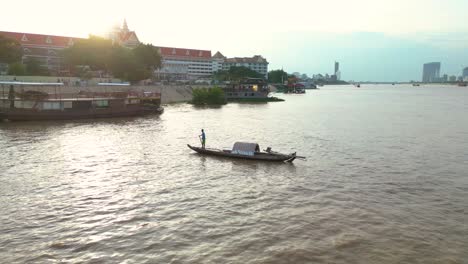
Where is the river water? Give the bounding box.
[1,84,467,263]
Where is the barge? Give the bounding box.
[0,82,163,121]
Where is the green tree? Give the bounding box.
[62,35,113,73]
[132,44,162,71]
[8,62,26,75]
[213,66,263,82]
[0,36,23,64]
[62,38,162,84]
[268,69,288,83]
[24,57,48,75]
[192,87,226,105]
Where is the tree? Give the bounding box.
[192,87,226,105]
[62,38,162,84]
[25,57,48,76]
[132,44,162,71]
[268,69,288,83]
[0,36,23,64]
[7,62,26,75]
[62,35,113,73]
[213,66,263,82]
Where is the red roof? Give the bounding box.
[158,46,211,59]
[117,31,138,43]
[0,31,84,48]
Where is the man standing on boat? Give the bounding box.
[200,129,206,149]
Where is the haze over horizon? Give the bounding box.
[2,0,467,81]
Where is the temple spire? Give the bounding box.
[123,19,129,32]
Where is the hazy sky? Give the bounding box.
[2,0,467,81]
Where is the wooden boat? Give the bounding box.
[0,82,163,121]
[187,142,301,162]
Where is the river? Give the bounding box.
[1,84,467,263]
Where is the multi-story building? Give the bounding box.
[422,62,441,83]
[218,54,269,79]
[0,31,84,73]
[441,74,448,82]
[334,61,341,80]
[156,47,212,80]
[211,51,225,73]
[463,67,468,78]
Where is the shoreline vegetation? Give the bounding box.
[191,87,226,105]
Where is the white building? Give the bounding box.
[212,51,225,73]
[212,52,269,79]
[156,47,212,80]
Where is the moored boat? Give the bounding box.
[187,142,301,162]
[0,81,163,121]
[223,78,283,102]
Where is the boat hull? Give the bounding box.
[187,144,296,162]
[1,110,158,121]
[0,107,163,121]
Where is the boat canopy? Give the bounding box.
[232,142,260,156]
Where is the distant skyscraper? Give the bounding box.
[422,62,441,82]
[334,62,339,75]
[463,67,468,78]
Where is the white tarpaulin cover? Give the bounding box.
[232,142,260,156]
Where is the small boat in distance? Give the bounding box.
[187,142,302,162]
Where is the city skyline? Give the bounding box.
[1,0,467,81]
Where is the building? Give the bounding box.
[463,67,468,78]
[441,74,448,82]
[108,19,140,48]
[333,62,341,80]
[221,55,268,79]
[449,75,457,82]
[422,62,441,82]
[212,51,225,73]
[0,31,84,73]
[155,47,212,80]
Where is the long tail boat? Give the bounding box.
[187,142,302,162]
